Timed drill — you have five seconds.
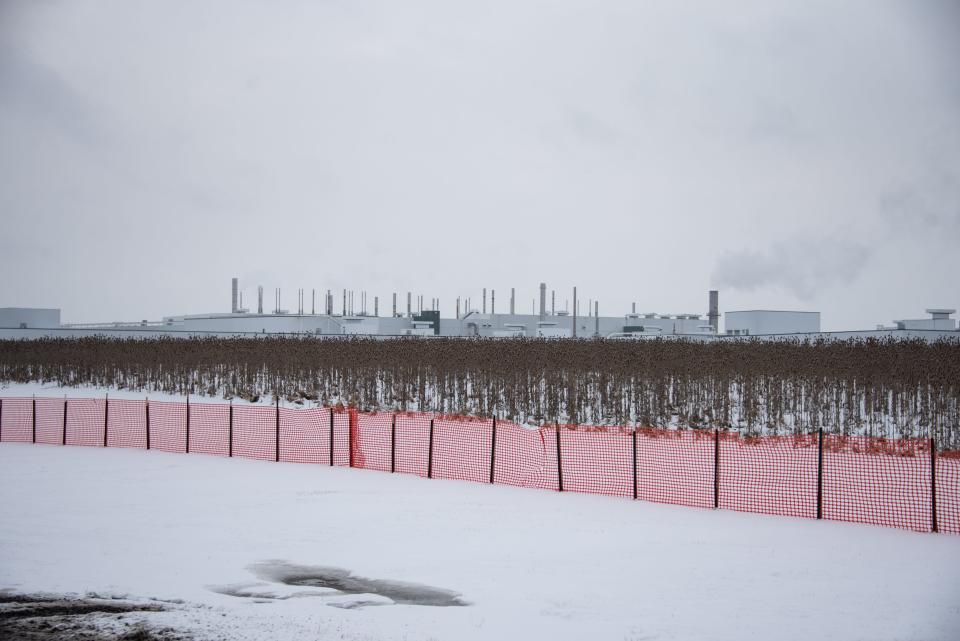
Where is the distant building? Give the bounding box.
[724,310,821,336]
[888,309,957,331]
[0,308,60,329]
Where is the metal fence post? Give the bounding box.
[348,409,356,468]
[329,408,335,466]
[817,428,824,520]
[390,414,396,473]
[145,399,150,450]
[489,416,497,484]
[931,437,938,533]
[32,395,36,444]
[275,397,280,463]
[632,428,638,500]
[228,401,233,457]
[713,428,720,509]
[103,394,109,447]
[427,419,435,479]
[185,394,191,454]
[62,398,68,445]
[556,426,564,492]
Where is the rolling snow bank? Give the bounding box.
[1,444,959,640]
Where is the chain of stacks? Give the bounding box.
[1,337,958,447]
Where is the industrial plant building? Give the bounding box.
[0,279,956,342]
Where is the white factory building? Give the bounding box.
[1,280,957,342]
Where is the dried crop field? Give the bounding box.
[1,337,958,447]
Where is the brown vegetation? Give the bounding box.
[1,336,957,447]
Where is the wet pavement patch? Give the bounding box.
[211,561,469,608]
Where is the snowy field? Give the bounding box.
[1,443,959,641]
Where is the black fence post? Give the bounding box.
[817,428,824,520]
[390,414,396,473]
[32,396,36,444]
[427,419,435,479]
[348,409,355,469]
[228,401,233,457]
[713,428,720,509]
[185,394,191,454]
[489,416,497,484]
[931,437,938,533]
[62,398,68,445]
[275,397,280,463]
[329,409,335,466]
[556,426,564,492]
[145,399,150,450]
[103,394,109,448]
[632,428,638,501]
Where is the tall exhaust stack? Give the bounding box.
[491,289,496,314]
[709,290,719,333]
[539,283,546,319]
[483,288,487,314]
[510,288,515,315]
[572,286,578,338]
[257,286,263,314]
[231,278,238,313]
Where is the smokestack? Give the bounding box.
[231,278,238,313]
[491,289,496,314]
[374,296,379,317]
[572,286,577,338]
[539,283,546,319]
[552,290,555,316]
[510,288,515,315]
[312,289,315,315]
[407,292,412,317]
[456,297,460,318]
[594,301,599,337]
[393,293,397,317]
[326,290,333,315]
[632,302,636,314]
[483,288,487,314]
[709,290,719,333]
[258,286,263,314]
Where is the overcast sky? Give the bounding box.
[1,0,957,330]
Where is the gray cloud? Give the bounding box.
[712,237,871,302]
[878,177,960,234]
[0,1,957,329]
[0,44,106,147]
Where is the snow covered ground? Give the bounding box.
[0,381,276,406]
[1,442,959,640]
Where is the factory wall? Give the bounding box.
[0,326,956,343]
[0,308,60,329]
[724,311,821,336]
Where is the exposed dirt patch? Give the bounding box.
[0,592,189,641]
